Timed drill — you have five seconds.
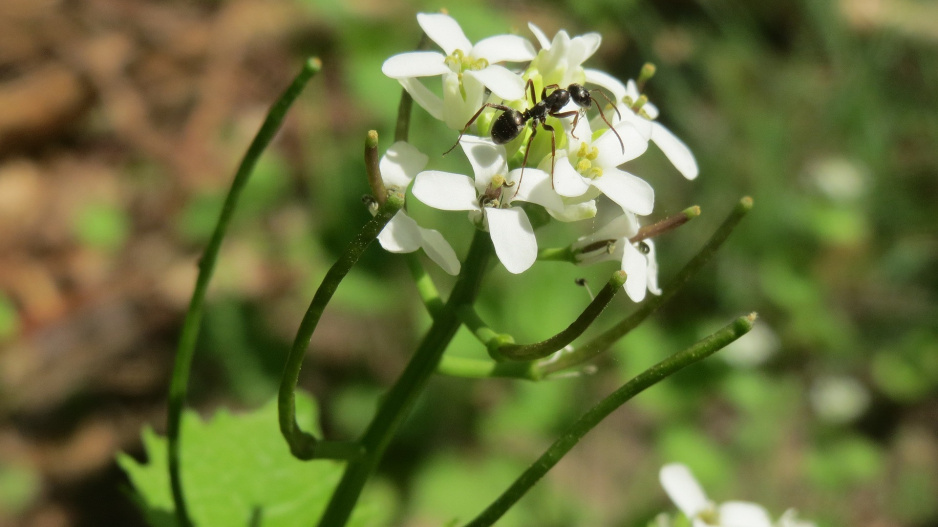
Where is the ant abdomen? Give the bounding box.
[491,110,525,144]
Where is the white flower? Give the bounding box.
[382,13,536,130]
[585,70,699,180]
[412,136,564,274]
[375,141,460,275]
[572,212,660,302]
[549,114,654,216]
[527,22,602,88]
[660,463,773,527]
[776,509,816,527]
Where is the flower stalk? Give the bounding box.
[165,57,321,527]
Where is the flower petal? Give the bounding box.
[718,501,773,527]
[581,212,639,244]
[584,68,627,102]
[546,199,597,222]
[659,463,710,518]
[568,32,602,67]
[643,239,662,296]
[621,242,648,302]
[466,65,526,101]
[418,226,461,275]
[486,207,537,274]
[472,35,536,63]
[592,168,654,215]
[413,171,479,211]
[508,168,564,212]
[552,158,592,198]
[527,22,552,50]
[380,141,428,189]
[377,211,422,253]
[417,13,471,55]
[651,121,698,180]
[459,136,507,193]
[398,78,443,120]
[382,51,450,79]
[594,121,648,167]
[443,72,486,131]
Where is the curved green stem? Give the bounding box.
[278,193,404,460]
[166,57,321,527]
[436,355,539,380]
[317,230,493,526]
[406,253,445,317]
[464,313,758,527]
[493,270,626,361]
[538,196,752,377]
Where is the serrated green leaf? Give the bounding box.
[119,393,392,526]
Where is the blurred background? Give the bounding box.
[1,0,936,525]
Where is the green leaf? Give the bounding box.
[119,393,392,526]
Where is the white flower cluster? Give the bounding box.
[375,13,698,301]
[660,463,816,527]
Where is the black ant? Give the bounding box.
[445,79,624,192]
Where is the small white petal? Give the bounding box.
[643,239,662,296]
[398,78,443,120]
[486,207,537,274]
[378,211,422,253]
[508,168,564,213]
[382,52,450,79]
[472,35,536,63]
[718,501,773,527]
[626,79,641,100]
[413,171,479,211]
[568,32,602,66]
[651,121,698,180]
[660,463,710,518]
[459,136,507,193]
[417,13,471,55]
[466,65,526,101]
[527,22,552,50]
[546,199,597,222]
[418,226,461,275]
[442,72,486,131]
[584,68,627,102]
[380,141,428,189]
[594,121,648,167]
[583,212,640,243]
[592,168,655,216]
[552,158,592,198]
[621,242,648,302]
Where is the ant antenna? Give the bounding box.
[589,89,625,154]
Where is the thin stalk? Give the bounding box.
[278,194,404,460]
[493,270,626,361]
[538,196,752,376]
[166,57,321,527]
[436,355,539,380]
[317,231,493,526]
[465,313,758,527]
[406,253,445,317]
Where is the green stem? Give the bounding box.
[464,313,758,527]
[166,57,321,527]
[538,196,752,376]
[317,231,493,526]
[405,253,445,317]
[278,194,404,460]
[436,355,539,380]
[493,270,626,361]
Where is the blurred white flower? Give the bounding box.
[382,13,535,130]
[572,211,660,302]
[375,141,460,275]
[660,463,773,527]
[720,322,780,368]
[809,375,870,424]
[412,136,564,274]
[776,509,816,527]
[586,71,699,180]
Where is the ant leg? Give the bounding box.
[551,110,579,139]
[511,125,538,199]
[444,103,515,155]
[590,96,625,154]
[526,78,537,106]
[543,83,560,101]
[540,122,558,190]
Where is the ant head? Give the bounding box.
[568,84,592,108]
